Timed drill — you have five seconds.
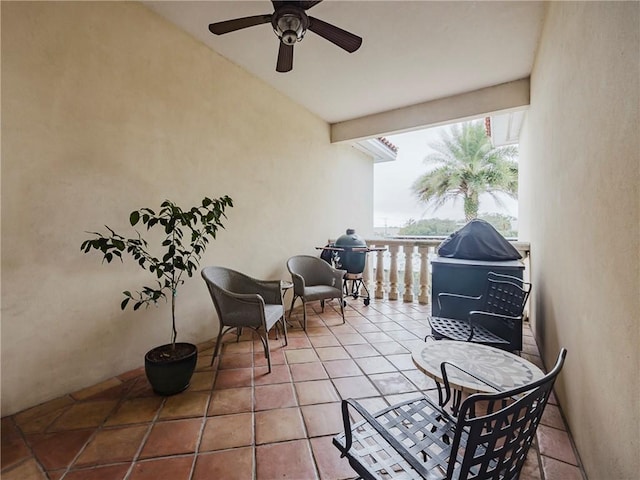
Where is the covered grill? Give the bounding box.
[431,219,524,317]
[318,229,384,306]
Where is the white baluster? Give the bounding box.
[418,245,430,304]
[403,245,414,302]
[388,245,399,301]
[375,247,385,299]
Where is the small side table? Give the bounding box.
[280,280,293,298]
[280,280,294,326]
[412,340,544,412]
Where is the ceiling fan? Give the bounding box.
[208,0,362,73]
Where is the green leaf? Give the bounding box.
[120,297,130,310]
[130,211,140,226]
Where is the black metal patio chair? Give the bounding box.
[428,271,532,352]
[333,348,567,480]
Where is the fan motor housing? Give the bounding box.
[272,6,308,43]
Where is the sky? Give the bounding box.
[373,124,518,228]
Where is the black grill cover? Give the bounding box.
[437,219,521,261]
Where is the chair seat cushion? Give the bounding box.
[303,285,342,302]
[429,316,508,345]
[264,304,284,330]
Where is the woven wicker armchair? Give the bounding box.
[201,266,287,373]
[286,255,346,330]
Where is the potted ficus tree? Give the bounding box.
[81,195,233,395]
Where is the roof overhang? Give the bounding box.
[354,137,398,163]
[488,110,527,146]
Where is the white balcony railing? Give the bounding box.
[332,237,531,305]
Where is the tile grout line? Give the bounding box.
[3,415,49,479]
[187,357,217,480]
[117,391,167,480]
[57,386,134,480]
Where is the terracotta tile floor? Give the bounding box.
[1,299,586,480]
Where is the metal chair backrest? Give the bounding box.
[482,272,532,317]
[448,348,567,479]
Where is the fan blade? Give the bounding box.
[208,15,272,35]
[272,1,322,10]
[308,16,362,53]
[276,42,294,73]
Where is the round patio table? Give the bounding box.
[412,340,544,395]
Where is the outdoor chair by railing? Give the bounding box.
[428,271,531,352]
[201,266,287,373]
[287,255,346,330]
[333,348,567,480]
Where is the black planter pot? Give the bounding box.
[144,342,198,396]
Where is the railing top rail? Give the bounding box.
[327,237,531,256]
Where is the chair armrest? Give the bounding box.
[440,361,502,394]
[215,289,266,328]
[290,272,305,295]
[230,273,282,305]
[249,278,283,305]
[218,289,264,307]
[468,311,522,325]
[437,293,482,319]
[329,267,346,290]
[337,399,432,478]
[468,311,523,347]
[439,361,504,419]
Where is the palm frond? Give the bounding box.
[412,121,519,218]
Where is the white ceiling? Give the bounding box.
[144,1,545,125]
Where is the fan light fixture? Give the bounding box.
[273,7,308,45]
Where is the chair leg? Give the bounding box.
[257,332,272,374]
[289,295,297,320]
[281,315,288,346]
[211,327,225,366]
[265,338,272,374]
[302,300,308,331]
[339,297,345,324]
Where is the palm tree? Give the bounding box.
[412,121,518,221]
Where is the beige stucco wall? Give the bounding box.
[1,2,373,415]
[519,2,639,479]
